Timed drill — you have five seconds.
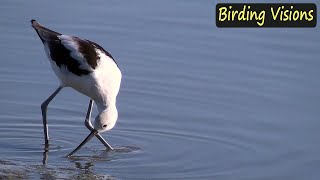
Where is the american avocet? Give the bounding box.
[31,20,122,157]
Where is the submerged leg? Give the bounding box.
[67,130,97,157]
[84,99,114,151]
[41,86,63,145]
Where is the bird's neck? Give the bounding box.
[96,100,116,113]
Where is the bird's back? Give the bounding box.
[31,20,121,101]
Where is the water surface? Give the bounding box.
[0,0,319,179]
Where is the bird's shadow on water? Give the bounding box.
[40,145,135,179]
[42,144,113,165]
[42,143,141,165]
[38,150,116,180]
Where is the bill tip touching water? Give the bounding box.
[30,19,122,157]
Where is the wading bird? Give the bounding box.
[31,20,121,157]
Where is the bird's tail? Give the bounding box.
[30,19,61,43]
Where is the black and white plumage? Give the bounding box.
[31,19,122,156]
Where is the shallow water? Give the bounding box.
[0,0,320,179]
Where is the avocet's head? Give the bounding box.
[94,106,118,133]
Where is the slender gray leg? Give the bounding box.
[84,99,114,151]
[41,86,63,145]
[42,145,49,164]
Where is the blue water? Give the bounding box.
[0,0,319,179]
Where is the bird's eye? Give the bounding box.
[103,124,107,128]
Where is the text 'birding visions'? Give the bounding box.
[216,3,317,27]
